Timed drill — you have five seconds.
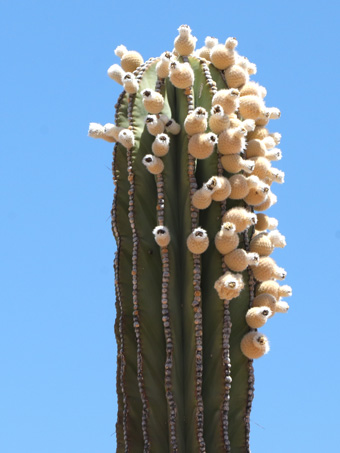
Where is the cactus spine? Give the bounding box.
[90,25,291,452]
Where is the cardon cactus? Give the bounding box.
[89,25,291,452]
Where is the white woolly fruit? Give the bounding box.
[223,207,257,232]
[204,176,223,194]
[145,114,165,136]
[118,129,135,148]
[210,104,225,117]
[237,56,254,73]
[270,132,282,145]
[259,85,267,98]
[266,107,281,119]
[275,300,290,313]
[271,169,285,184]
[178,24,192,35]
[242,159,255,173]
[243,56,255,71]
[242,119,256,131]
[88,123,115,142]
[275,266,287,281]
[249,211,258,225]
[247,62,257,75]
[221,155,256,174]
[252,332,270,353]
[218,272,243,292]
[152,225,171,247]
[152,133,170,157]
[142,154,164,174]
[247,175,260,188]
[241,331,270,359]
[167,121,181,135]
[268,230,286,248]
[241,81,267,98]
[159,114,181,135]
[104,123,122,140]
[188,132,218,159]
[156,51,173,78]
[271,192,278,205]
[236,125,248,138]
[263,136,277,150]
[107,64,125,84]
[221,221,236,235]
[246,306,272,328]
[211,176,231,202]
[214,271,244,300]
[193,106,208,119]
[205,36,218,48]
[225,37,238,50]
[161,51,173,62]
[176,24,197,47]
[258,180,271,193]
[247,252,260,266]
[187,227,209,254]
[218,125,247,155]
[88,122,104,137]
[266,148,282,161]
[141,88,160,99]
[222,273,240,288]
[192,186,212,210]
[114,45,128,58]
[267,217,279,230]
[212,88,240,116]
[184,107,208,135]
[209,104,230,134]
[256,191,277,210]
[159,114,169,124]
[192,227,208,239]
[122,72,139,94]
[280,285,292,297]
[169,61,195,89]
[141,89,164,114]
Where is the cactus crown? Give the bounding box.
[89,25,290,452]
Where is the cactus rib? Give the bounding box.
[243,225,256,449]
[154,77,179,451]
[182,55,206,451]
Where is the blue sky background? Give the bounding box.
[1,1,340,452]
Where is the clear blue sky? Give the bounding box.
[1,1,339,452]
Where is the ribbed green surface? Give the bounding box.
[114,59,251,452]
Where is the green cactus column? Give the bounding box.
[90,25,291,453]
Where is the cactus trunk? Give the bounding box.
[90,27,290,452]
